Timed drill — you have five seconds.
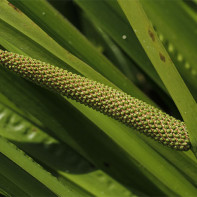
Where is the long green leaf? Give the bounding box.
[104,0,197,99]
[103,0,197,102]
[0,101,134,197]
[0,135,91,197]
[117,0,197,156]
[140,0,197,99]
[0,154,55,197]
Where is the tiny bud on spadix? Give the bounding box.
[0,50,191,151]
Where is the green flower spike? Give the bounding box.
[0,50,191,151]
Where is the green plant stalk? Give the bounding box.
[0,50,190,151]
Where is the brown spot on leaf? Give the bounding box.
[159,53,166,62]
[148,29,155,42]
[8,2,21,13]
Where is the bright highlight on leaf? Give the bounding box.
[0,50,191,151]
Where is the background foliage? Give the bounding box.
[0,0,197,196]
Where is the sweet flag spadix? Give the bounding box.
[0,50,191,151]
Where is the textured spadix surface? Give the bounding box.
[0,50,191,151]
